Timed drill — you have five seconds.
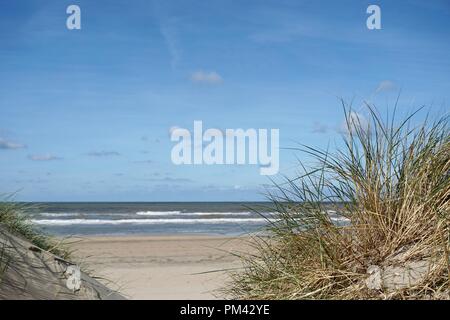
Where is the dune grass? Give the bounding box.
[228,102,449,299]
[0,199,72,289]
[0,200,71,260]
[0,241,9,285]
[0,200,124,298]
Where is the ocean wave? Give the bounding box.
[135,211,256,216]
[31,218,269,226]
[39,212,141,218]
[39,213,79,217]
[135,211,181,216]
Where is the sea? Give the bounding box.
[24,202,276,237]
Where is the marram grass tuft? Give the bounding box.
[228,103,449,299]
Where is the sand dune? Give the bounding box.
[0,227,124,300]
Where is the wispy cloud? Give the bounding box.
[87,151,121,157]
[311,122,330,134]
[376,80,397,93]
[28,154,62,161]
[0,137,26,150]
[339,112,370,135]
[13,178,49,184]
[190,71,223,84]
[141,136,161,143]
[153,0,182,70]
[160,19,181,70]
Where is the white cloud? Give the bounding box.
[376,80,397,93]
[339,112,370,135]
[0,137,26,150]
[28,154,62,161]
[190,71,223,84]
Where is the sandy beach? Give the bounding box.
[71,235,250,300]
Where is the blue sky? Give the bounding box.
[0,0,449,201]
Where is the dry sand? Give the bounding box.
[71,235,250,300]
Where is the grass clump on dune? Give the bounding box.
[0,201,123,299]
[229,103,449,299]
[0,200,71,260]
[0,241,9,284]
[0,200,72,288]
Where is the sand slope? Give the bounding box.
[0,227,124,300]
